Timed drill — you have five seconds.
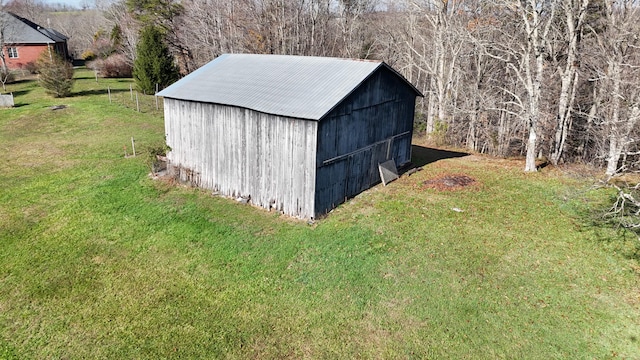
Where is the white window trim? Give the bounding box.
[8,47,18,59]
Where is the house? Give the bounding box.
[157,54,422,219]
[0,12,70,70]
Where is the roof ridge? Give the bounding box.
[221,53,383,63]
[1,11,67,43]
[7,12,40,31]
[158,54,421,120]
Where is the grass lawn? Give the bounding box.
[1,69,639,359]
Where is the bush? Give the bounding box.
[414,112,428,134]
[101,54,132,78]
[81,50,97,61]
[0,69,16,84]
[24,62,38,74]
[85,58,102,71]
[87,54,133,78]
[36,52,75,98]
[146,142,171,174]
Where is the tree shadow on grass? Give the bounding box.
[72,88,130,97]
[7,89,31,97]
[7,78,36,85]
[410,145,469,168]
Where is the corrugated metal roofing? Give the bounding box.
[0,12,66,44]
[158,54,421,121]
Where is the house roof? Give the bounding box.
[157,54,422,121]
[0,12,68,44]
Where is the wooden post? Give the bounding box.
[130,84,133,101]
[131,137,136,157]
[135,92,140,112]
[108,86,111,103]
[94,70,98,83]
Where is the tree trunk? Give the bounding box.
[605,61,622,176]
[551,0,589,165]
[525,123,538,172]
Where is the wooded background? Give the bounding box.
[2,0,639,174]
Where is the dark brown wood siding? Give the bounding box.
[315,67,417,216]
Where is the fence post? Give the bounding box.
[108,86,111,103]
[136,92,140,112]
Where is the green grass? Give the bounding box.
[1,69,639,359]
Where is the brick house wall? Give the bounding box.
[2,44,51,70]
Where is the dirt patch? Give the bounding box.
[423,174,478,191]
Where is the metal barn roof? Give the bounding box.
[157,54,421,121]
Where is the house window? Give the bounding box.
[7,47,18,58]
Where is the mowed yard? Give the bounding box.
[1,69,639,359]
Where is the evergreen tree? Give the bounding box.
[133,25,179,94]
[36,51,74,98]
[126,0,183,29]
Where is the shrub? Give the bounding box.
[146,142,171,174]
[24,62,38,74]
[81,50,97,61]
[87,54,133,78]
[414,112,428,134]
[36,52,75,98]
[101,54,132,78]
[85,58,103,71]
[1,69,16,84]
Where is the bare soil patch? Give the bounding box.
[423,174,478,191]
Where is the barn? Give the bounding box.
[157,54,422,219]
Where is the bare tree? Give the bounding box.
[549,0,591,165]
[389,0,465,138]
[587,0,640,175]
[48,10,111,59]
[451,2,508,153]
[3,0,46,24]
[180,0,246,65]
[482,0,557,172]
[103,0,139,66]
[1,5,17,90]
[9,0,631,175]
[0,2,8,73]
[335,0,375,58]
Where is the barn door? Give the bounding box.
[345,148,373,198]
[369,140,391,185]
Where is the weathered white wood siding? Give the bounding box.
[164,98,318,219]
